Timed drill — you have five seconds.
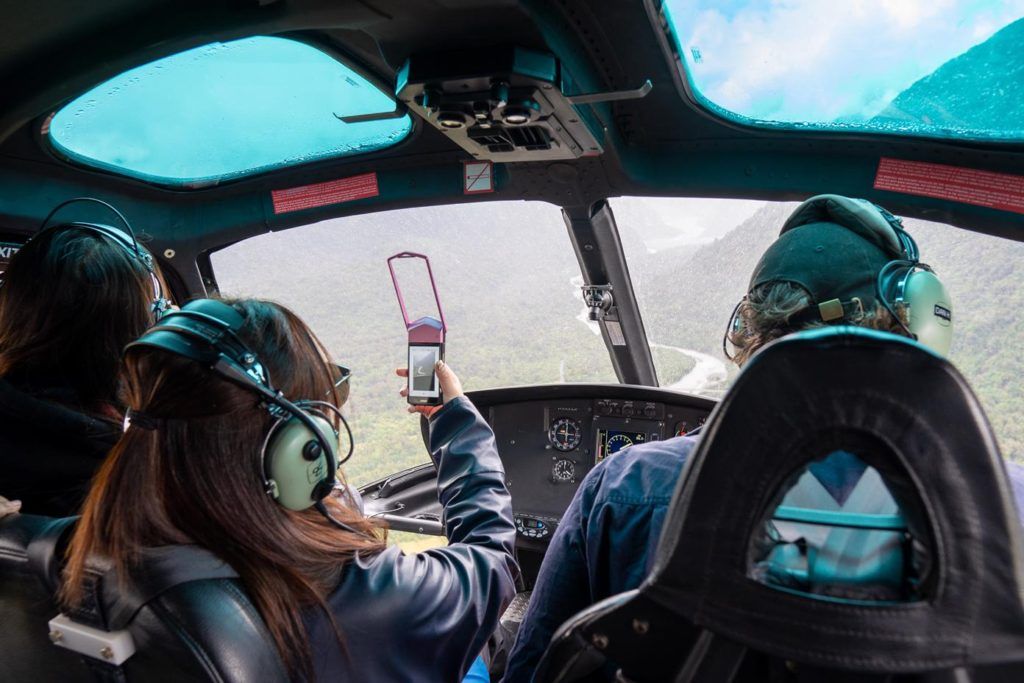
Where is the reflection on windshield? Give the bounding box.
[211,202,615,486]
[612,197,1024,463]
[751,451,926,604]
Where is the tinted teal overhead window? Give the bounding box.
[663,1,1024,141]
[48,37,411,187]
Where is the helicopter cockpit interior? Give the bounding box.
[1,1,1024,681]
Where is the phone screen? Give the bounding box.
[408,344,441,398]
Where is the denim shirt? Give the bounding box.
[502,435,1024,683]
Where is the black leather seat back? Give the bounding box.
[0,515,87,681]
[648,327,1024,673]
[0,514,289,682]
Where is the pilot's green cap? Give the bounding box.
[748,220,891,306]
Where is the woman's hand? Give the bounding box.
[397,360,464,418]
[0,495,21,519]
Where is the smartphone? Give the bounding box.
[407,343,444,406]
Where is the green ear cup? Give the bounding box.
[903,269,953,356]
[265,414,337,511]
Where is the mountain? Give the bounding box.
[869,17,1024,135]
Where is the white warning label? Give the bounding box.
[463,161,494,194]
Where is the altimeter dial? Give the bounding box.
[552,459,576,482]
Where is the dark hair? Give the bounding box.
[61,298,386,680]
[727,282,908,366]
[0,226,160,414]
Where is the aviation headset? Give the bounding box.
[125,298,357,527]
[32,197,171,318]
[726,194,953,356]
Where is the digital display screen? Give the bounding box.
[408,344,440,397]
[596,429,647,463]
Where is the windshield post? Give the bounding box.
[562,200,658,386]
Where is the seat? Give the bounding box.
[535,327,1024,683]
[0,513,289,682]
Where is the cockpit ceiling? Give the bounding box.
[0,0,1022,245]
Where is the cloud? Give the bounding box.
[668,0,1024,122]
[612,197,766,250]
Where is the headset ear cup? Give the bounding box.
[878,260,910,305]
[264,414,338,511]
[902,268,953,356]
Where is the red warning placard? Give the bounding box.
[874,157,1024,215]
[271,172,379,214]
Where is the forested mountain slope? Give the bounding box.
[870,17,1024,135]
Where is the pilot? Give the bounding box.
[0,210,171,516]
[60,297,517,682]
[501,195,1024,682]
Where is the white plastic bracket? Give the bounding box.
[47,613,136,665]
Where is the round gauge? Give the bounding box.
[606,433,635,454]
[552,459,575,482]
[549,417,582,451]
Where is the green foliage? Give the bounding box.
[651,345,696,384]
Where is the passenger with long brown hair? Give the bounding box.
[0,208,170,516]
[61,297,518,682]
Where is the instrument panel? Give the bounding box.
[471,385,715,543]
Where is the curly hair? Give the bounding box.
[727,282,908,366]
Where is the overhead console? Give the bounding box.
[469,384,714,544]
[394,47,626,162]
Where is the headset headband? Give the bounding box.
[125,299,342,477]
[731,194,952,356]
[34,197,170,317]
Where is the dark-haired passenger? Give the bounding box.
[0,221,170,516]
[60,298,517,682]
[502,196,1024,681]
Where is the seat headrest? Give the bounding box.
[645,327,1024,672]
[0,514,78,592]
[2,513,239,631]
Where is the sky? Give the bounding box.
[612,197,766,251]
[50,37,410,185]
[666,0,1024,123]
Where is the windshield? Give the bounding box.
[211,201,615,486]
[664,0,1024,141]
[614,197,1024,463]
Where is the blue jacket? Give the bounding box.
[502,435,1024,682]
[305,396,519,681]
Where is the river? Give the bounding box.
[570,275,728,395]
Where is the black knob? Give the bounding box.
[302,441,322,462]
[622,403,635,417]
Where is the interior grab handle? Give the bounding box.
[567,79,653,105]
